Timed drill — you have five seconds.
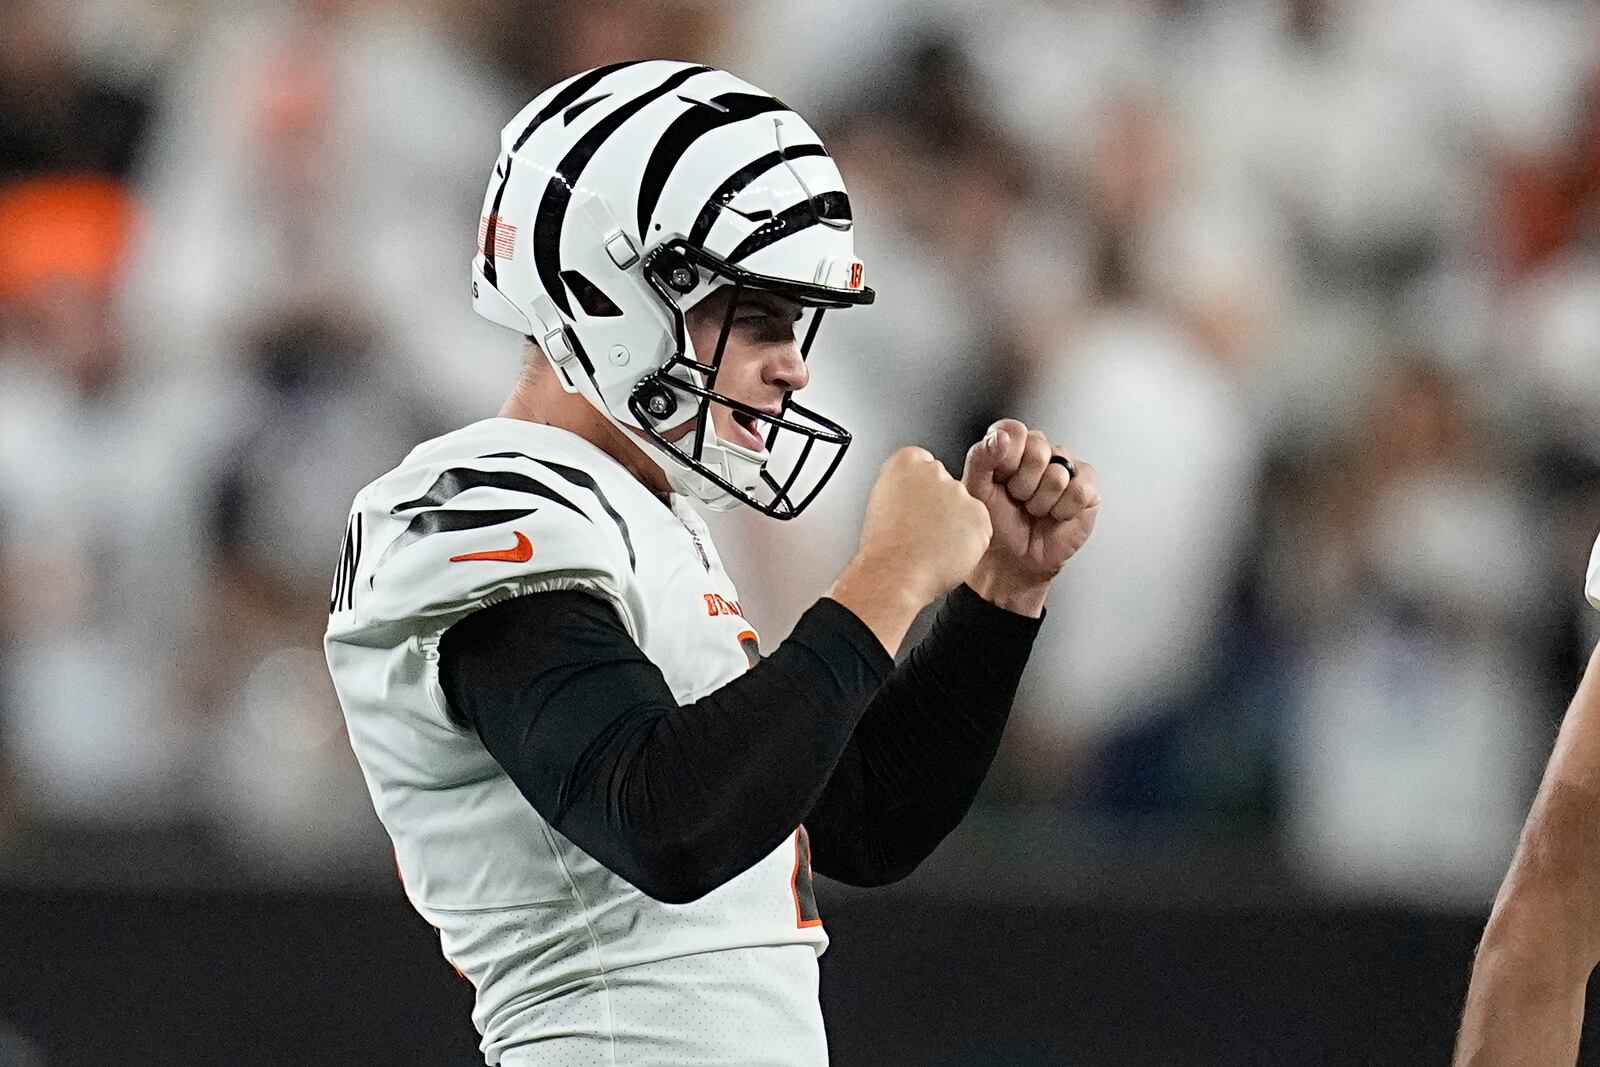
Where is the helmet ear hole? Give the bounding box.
[560,270,623,317]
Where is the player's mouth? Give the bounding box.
[728,406,777,452]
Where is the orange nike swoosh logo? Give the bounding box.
[450,530,533,563]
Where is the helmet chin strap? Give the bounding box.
[631,415,768,510]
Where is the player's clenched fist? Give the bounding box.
[962,419,1099,615]
[857,446,992,606]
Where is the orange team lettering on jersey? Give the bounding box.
[702,593,744,618]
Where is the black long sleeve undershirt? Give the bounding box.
[438,585,1041,903]
[802,583,1042,886]
[439,592,892,903]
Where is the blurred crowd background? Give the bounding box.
[2,0,1599,913]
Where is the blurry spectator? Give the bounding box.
[1489,60,1600,467]
[981,84,1274,811]
[1407,46,1600,465]
[118,0,518,421]
[1270,357,1545,901]
[1006,252,1264,807]
[722,0,929,116]
[196,311,432,876]
[0,0,151,183]
[1170,0,1580,276]
[0,175,235,828]
[553,0,727,79]
[447,0,729,95]
[956,0,1171,178]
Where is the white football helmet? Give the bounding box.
[470,59,874,517]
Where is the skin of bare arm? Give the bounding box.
[1454,638,1600,1067]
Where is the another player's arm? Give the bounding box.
[807,421,1100,885]
[439,448,990,904]
[1454,636,1600,1067]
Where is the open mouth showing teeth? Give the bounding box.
[732,411,762,437]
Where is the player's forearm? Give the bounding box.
[807,584,1041,885]
[1455,892,1590,1066]
[442,590,893,904]
[606,600,893,900]
[1455,641,1600,1065]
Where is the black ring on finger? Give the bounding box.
[1048,454,1074,477]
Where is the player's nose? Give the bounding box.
[763,339,809,393]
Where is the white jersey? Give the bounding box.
[1587,531,1600,611]
[324,418,829,1065]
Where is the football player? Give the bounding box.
[1454,532,1600,1066]
[324,60,1099,1066]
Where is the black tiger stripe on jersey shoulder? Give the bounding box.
[373,465,600,575]
[392,467,590,523]
[539,461,637,573]
[480,452,636,572]
[376,507,539,573]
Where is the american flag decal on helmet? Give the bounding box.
[479,214,517,259]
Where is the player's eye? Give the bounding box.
[736,307,797,342]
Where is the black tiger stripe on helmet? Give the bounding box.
[633,91,792,241]
[481,59,649,289]
[530,64,716,318]
[686,144,829,248]
[726,191,853,265]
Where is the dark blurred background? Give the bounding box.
[3,0,1600,1063]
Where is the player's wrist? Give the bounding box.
[838,551,944,610]
[965,560,1050,618]
[827,555,932,656]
